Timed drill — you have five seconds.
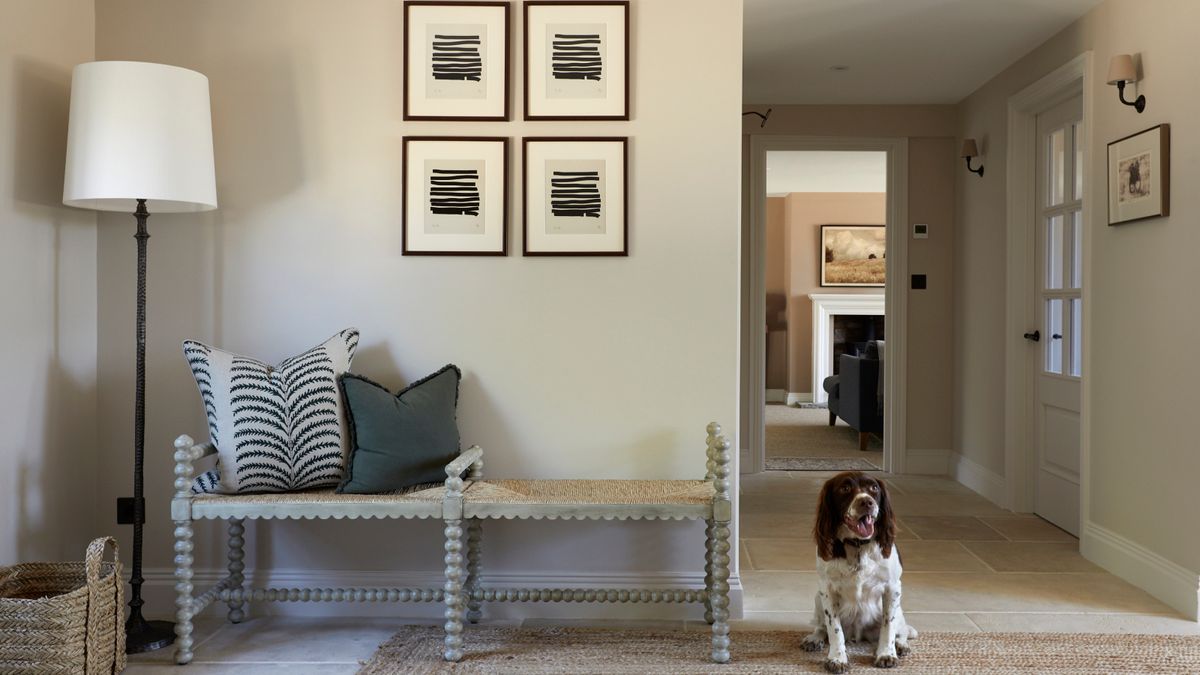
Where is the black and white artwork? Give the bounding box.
[524,2,628,120]
[1107,124,1170,226]
[404,137,508,255]
[404,2,509,121]
[524,137,626,256]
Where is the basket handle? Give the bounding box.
[86,536,119,584]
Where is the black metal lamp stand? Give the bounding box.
[121,198,175,653]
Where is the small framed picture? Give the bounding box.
[404,1,510,121]
[523,137,627,256]
[523,1,629,121]
[820,225,886,287]
[403,137,508,255]
[1108,124,1170,225]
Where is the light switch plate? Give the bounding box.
[913,223,929,239]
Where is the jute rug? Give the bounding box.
[359,626,1200,674]
[766,457,881,472]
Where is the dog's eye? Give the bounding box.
[868,484,878,492]
[839,484,852,493]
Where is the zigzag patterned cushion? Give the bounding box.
[183,328,359,494]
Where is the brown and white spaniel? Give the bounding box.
[803,472,916,672]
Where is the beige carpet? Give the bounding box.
[359,626,1200,674]
[766,404,884,467]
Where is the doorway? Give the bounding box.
[746,137,909,475]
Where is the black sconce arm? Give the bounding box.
[1116,80,1146,113]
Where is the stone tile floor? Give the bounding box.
[126,470,1198,673]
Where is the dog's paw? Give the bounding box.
[802,635,826,652]
[824,658,850,673]
[874,654,899,669]
[895,642,911,657]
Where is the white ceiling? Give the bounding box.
[767,151,886,195]
[744,0,1103,104]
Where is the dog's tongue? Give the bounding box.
[848,515,875,539]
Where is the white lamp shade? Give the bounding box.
[961,138,979,158]
[1106,54,1137,85]
[63,61,217,213]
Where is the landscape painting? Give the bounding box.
[821,225,885,287]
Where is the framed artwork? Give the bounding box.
[523,137,627,256]
[1107,124,1170,225]
[403,1,510,121]
[523,1,629,121]
[403,137,508,255]
[820,225,886,287]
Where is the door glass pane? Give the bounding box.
[1070,298,1082,377]
[1045,299,1063,374]
[1070,211,1082,288]
[1048,128,1066,206]
[1046,215,1064,289]
[1073,123,1083,201]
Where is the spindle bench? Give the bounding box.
[440,422,734,664]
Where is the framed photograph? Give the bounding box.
[523,137,627,256]
[820,225,886,287]
[1108,124,1170,225]
[403,137,508,255]
[404,1,510,121]
[523,1,629,121]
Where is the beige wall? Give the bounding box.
[741,106,957,454]
[782,192,886,394]
[956,0,1200,603]
[0,0,97,564]
[93,0,743,617]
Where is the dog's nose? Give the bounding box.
[851,493,877,510]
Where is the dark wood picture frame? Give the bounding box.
[402,136,509,256]
[523,136,628,256]
[403,1,511,121]
[819,224,886,287]
[523,1,630,121]
[1107,123,1170,226]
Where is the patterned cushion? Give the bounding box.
[184,329,359,494]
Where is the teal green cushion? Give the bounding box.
[336,366,461,494]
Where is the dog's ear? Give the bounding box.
[875,478,897,558]
[814,478,843,561]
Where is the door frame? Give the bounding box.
[746,135,909,474]
[1004,52,1094,514]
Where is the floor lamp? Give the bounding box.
[63,61,218,653]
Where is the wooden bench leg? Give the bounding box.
[443,519,466,662]
[703,518,715,624]
[226,518,246,624]
[859,431,870,452]
[173,518,195,665]
[465,519,483,624]
[710,519,732,663]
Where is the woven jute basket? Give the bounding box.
[0,537,127,674]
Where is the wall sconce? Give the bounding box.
[961,138,984,177]
[1107,54,1145,113]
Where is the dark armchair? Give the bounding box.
[823,343,883,452]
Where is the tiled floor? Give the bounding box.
[126,470,1198,673]
[738,470,1199,637]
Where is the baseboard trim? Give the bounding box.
[136,568,744,621]
[951,452,1008,509]
[765,389,787,404]
[904,449,950,476]
[785,392,813,406]
[1080,521,1199,621]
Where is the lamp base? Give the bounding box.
[126,617,175,654]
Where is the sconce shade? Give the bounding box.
[1107,54,1137,85]
[961,138,979,159]
[64,61,217,213]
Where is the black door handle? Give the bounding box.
[1051,333,1063,340]
[1023,330,1040,342]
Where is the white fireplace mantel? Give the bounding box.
[810,293,885,403]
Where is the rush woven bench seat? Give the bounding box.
[439,423,735,665]
[168,435,484,665]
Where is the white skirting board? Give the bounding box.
[903,449,950,475]
[951,452,1008,509]
[785,392,813,406]
[137,568,744,621]
[1080,521,1200,621]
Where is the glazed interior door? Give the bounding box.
[1032,95,1083,536]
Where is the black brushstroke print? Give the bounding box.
[430,169,480,216]
[551,171,601,217]
[432,34,482,81]
[552,33,602,81]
